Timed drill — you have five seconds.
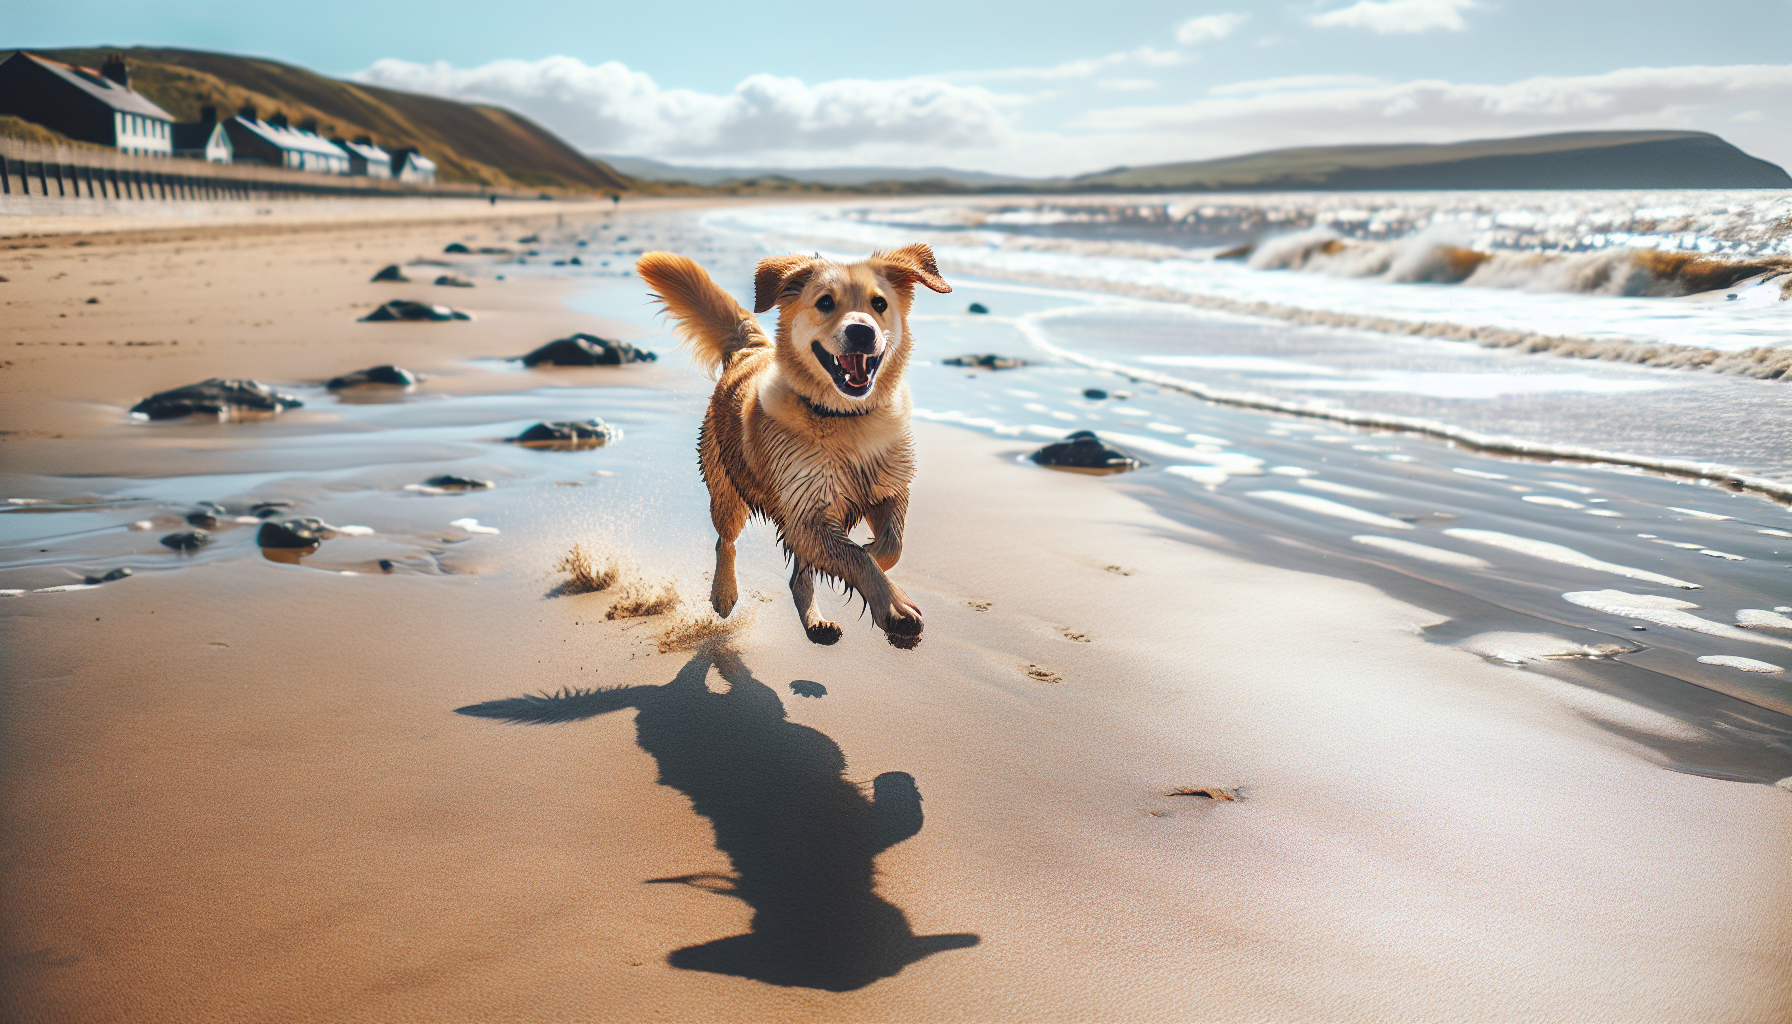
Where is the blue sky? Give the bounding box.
[9,1,1791,175]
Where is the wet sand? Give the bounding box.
[3,207,1791,1023]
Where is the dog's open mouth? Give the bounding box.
[812,341,882,398]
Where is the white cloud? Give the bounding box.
[1208,74,1385,96]
[353,54,1792,178]
[954,45,1183,82]
[1310,0,1475,34]
[355,57,1015,160]
[1133,47,1187,67]
[1080,64,1792,141]
[1176,12,1248,45]
[954,54,1125,81]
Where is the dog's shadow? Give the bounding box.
[455,649,978,992]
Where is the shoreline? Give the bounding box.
[1011,317,1792,505]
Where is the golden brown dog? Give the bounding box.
[636,245,950,648]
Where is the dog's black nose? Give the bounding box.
[842,322,877,351]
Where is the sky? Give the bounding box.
[9,0,1792,176]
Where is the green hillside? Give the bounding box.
[1069,131,1792,191]
[18,46,629,194]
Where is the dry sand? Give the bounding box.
[2,206,1789,1023]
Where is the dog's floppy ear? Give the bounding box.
[754,254,818,313]
[871,243,951,294]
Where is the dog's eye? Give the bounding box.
[870,295,888,313]
[815,295,835,313]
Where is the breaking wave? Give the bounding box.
[714,189,1792,381]
[1241,225,1792,299]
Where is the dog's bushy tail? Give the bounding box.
[636,252,769,377]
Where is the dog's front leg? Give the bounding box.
[709,489,748,617]
[790,564,842,645]
[788,516,922,648]
[863,494,908,572]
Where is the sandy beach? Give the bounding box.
[3,202,1790,1023]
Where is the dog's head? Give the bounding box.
[754,244,951,407]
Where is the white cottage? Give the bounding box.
[223,107,350,174]
[390,148,436,185]
[335,136,391,178]
[0,51,174,156]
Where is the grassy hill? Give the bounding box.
[17,47,629,194]
[1068,131,1792,191]
[602,155,1031,189]
[603,130,1792,194]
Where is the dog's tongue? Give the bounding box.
[839,352,872,387]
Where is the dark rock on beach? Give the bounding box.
[423,474,494,490]
[185,503,225,529]
[1030,430,1141,474]
[967,302,989,314]
[519,334,657,367]
[83,567,133,585]
[251,500,296,518]
[130,379,303,421]
[257,517,330,549]
[370,264,409,282]
[433,274,474,288]
[160,530,211,551]
[360,300,470,322]
[509,419,621,448]
[444,242,471,253]
[1083,388,1109,400]
[943,354,1028,370]
[327,365,419,389]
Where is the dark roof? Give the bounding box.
[10,52,174,120]
[172,120,226,150]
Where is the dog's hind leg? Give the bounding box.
[790,564,842,645]
[709,488,748,618]
[863,494,908,572]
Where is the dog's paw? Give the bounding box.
[883,611,922,650]
[805,620,843,645]
[710,587,737,618]
[885,629,922,650]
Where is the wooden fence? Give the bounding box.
[0,137,515,201]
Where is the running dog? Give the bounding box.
[636,245,950,648]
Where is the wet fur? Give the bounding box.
[636,245,950,647]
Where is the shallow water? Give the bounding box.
[3,208,1789,785]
